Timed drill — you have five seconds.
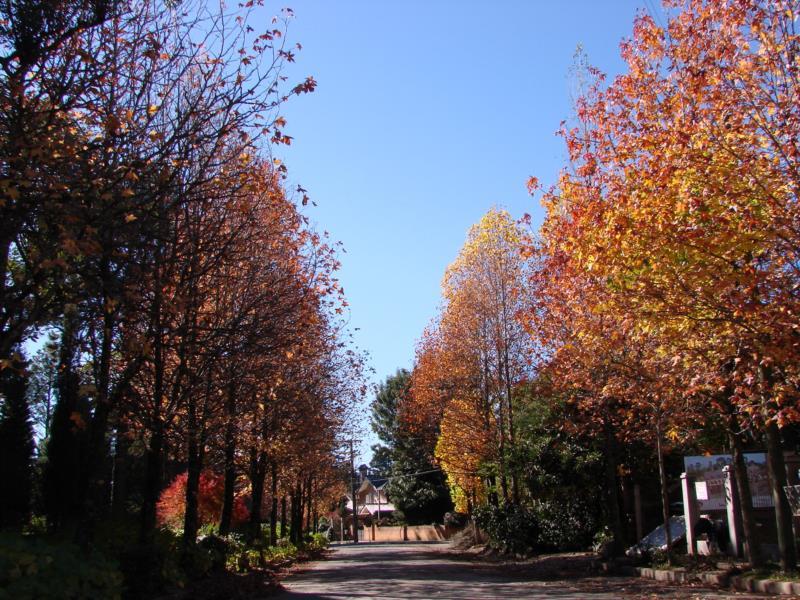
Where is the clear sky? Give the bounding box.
[264,0,655,460]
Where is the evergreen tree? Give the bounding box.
[369,369,453,524]
[369,368,407,469]
[0,353,34,529]
[26,331,59,441]
[43,315,88,531]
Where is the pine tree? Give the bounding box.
[370,370,453,523]
[0,353,34,529]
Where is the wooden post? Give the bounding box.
[681,473,699,555]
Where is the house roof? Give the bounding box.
[345,477,396,515]
[355,477,390,497]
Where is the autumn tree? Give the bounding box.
[530,0,799,568]
[406,209,536,513]
[0,0,115,363]
[0,1,363,594]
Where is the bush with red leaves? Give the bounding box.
[157,471,248,530]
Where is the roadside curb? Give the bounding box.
[627,566,800,596]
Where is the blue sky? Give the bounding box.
[265,0,654,459]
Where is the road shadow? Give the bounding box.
[272,543,751,599]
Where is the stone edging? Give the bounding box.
[630,566,800,596]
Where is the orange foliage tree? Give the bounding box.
[527,0,799,568]
[407,208,535,509]
[1,0,363,564]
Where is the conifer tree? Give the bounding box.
[0,353,34,529]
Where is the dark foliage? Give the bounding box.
[0,356,34,529]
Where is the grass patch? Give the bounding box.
[648,550,720,573]
[739,566,800,582]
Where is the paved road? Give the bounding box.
[275,542,772,599]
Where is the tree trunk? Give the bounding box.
[306,476,314,534]
[218,380,237,536]
[765,421,798,571]
[140,423,164,544]
[291,481,302,544]
[141,239,165,545]
[728,417,763,567]
[655,418,673,565]
[759,364,798,572]
[182,392,201,549]
[603,418,625,554]
[280,496,287,539]
[247,447,267,544]
[269,463,278,546]
[77,265,116,547]
[486,474,499,507]
[111,423,130,520]
[503,347,519,504]
[297,480,305,541]
[289,491,297,544]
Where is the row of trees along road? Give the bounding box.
[399,0,800,572]
[0,0,366,594]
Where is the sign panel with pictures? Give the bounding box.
[683,453,773,511]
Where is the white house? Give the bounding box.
[345,466,395,519]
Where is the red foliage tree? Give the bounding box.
[157,471,247,530]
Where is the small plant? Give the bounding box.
[592,526,615,557]
[647,547,671,569]
[443,511,469,528]
[306,533,330,553]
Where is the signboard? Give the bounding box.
[683,453,773,511]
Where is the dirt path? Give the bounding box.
[274,542,773,599]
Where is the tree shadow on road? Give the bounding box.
[273,545,756,599]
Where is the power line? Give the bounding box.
[378,468,443,484]
[644,0,666,31]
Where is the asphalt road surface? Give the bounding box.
[274,542,776,599]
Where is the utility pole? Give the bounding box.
[350,439,359,544]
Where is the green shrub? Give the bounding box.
[592,526,616,557]
[197,534,230,572]
[0,534,123,600]
[305,533,329,553]
[473,497,598,555]
[473,504,539,555]
[531,496,598,551]
[216,531,328,575]
[117,527,191,596]
[444,511,469,528]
